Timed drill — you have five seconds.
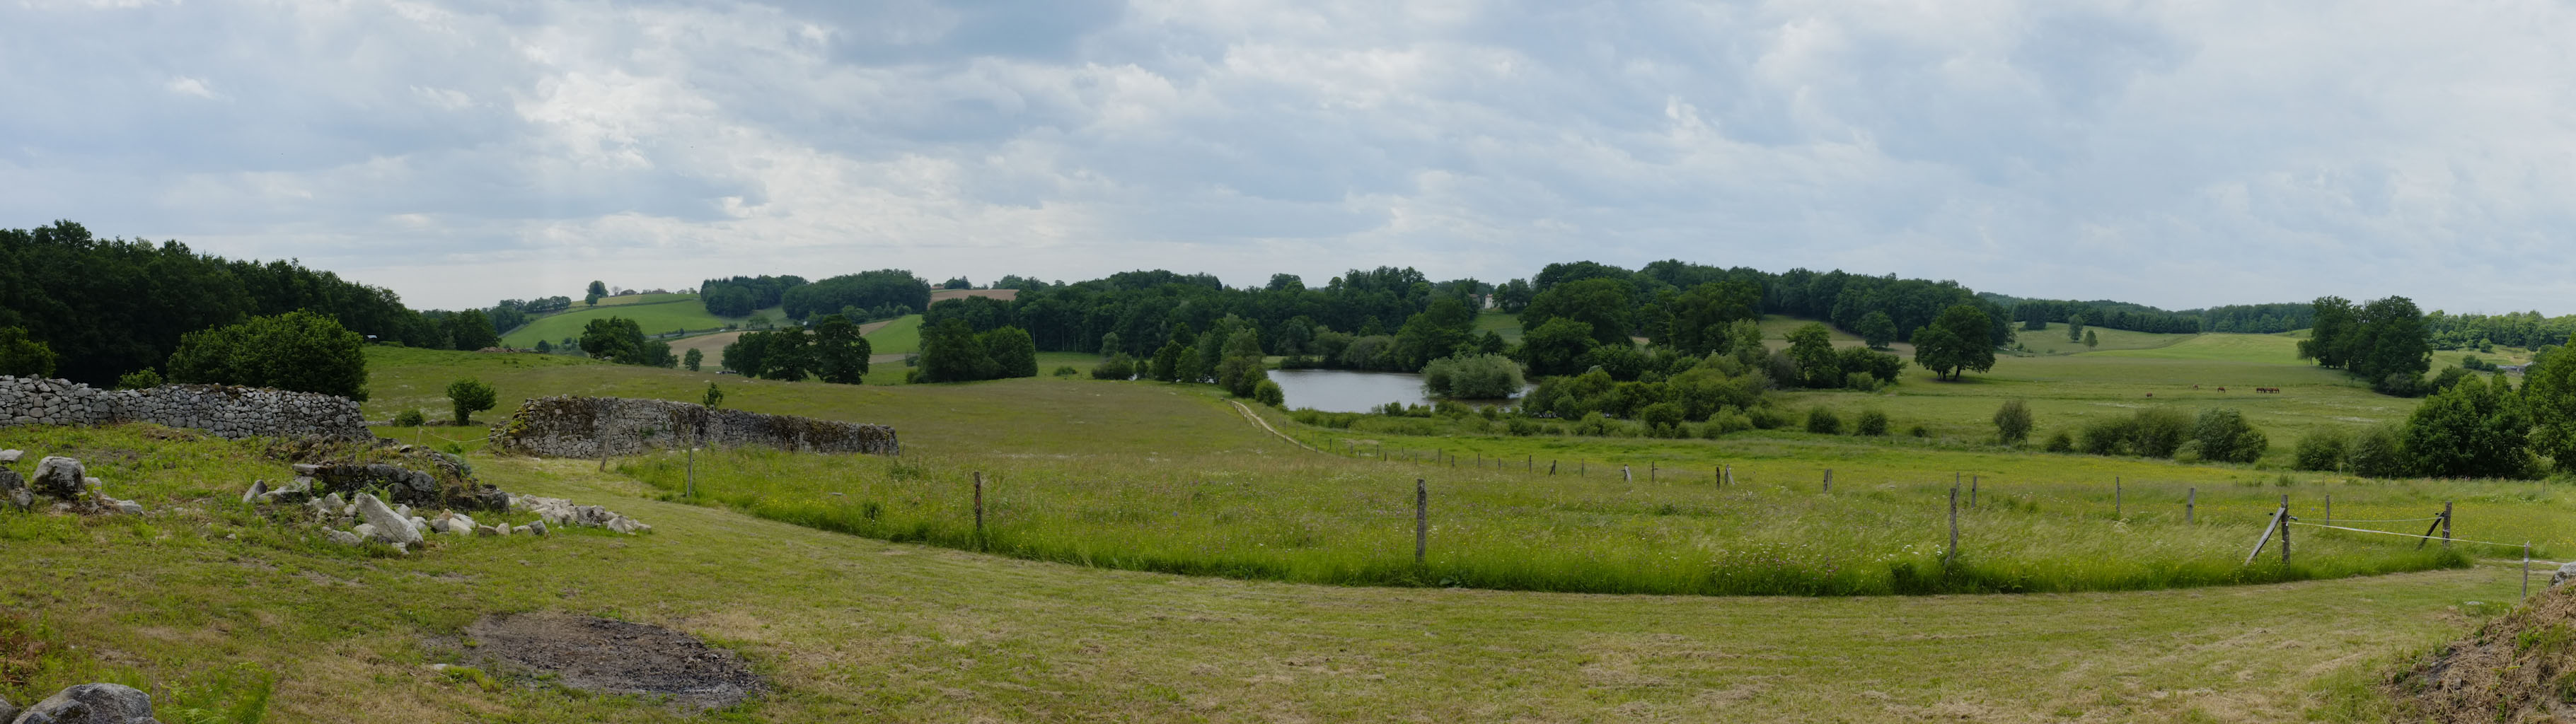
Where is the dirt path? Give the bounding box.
[1228,399,1322,453]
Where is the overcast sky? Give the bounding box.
[6,0,2573,314]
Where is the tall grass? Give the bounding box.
[623,445,2490,596]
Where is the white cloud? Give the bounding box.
[1,0,2574,313]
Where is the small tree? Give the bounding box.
[1854,311,1898,350]
[2067,315,2085,343]
[2192,408,2268,464]
[1253,378,1286,407]
[446,377,497,425]
[166,310,369,399]
[115,368,162,390]
[1806,407,1844,435]
[702,382,724,409]
[683,348,704,372]
[2083,329,2099,349]
[1993,399,2033,445]
[1854,409,1890,436]
[0,327,59,378]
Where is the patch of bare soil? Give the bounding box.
[2388,584,2576,723]
[465,613,761,711]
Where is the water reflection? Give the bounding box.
[1266,368,1524,413]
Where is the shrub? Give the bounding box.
[2079,416,2135,455]
[166,310,368,399]
[1805,407,1844,435]
[1091,354,1138,380]
[1854,409,1889,436]
[1422,354,1526,399]
[1052,366,1080,377]
[1993,399,2033,445]
[0,327,57,378]
[1748,407,1790,430]
[2292,428,2349,472]
[1704,411,1752,436]
[446,378,497,425]
[2043,430,2074,453]
[1252,379,1286,407]
[2347,424,2410,478]
[115,368,162,390]
[1639,402,1685,430]
[1506,418,1540,436]
[2130,408,2193,458]
[1573,412,1624,437]
[1908,424,1929,438]
[392,409,427,427]
[2191,409,2268,464]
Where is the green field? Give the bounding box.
[1473,310,1523,343]
[499,298,743,348]
[861,314,923,355]
[4,342,2565,720]
[2014,325,2196,355]
[0,421,2530,722]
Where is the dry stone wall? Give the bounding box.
[490,395,899,458]
[0,375,369,440]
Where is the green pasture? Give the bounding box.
[498,298,740,348]
[0,423,2531,722]
[586,292,695,307]
[2014,325,2195,355]
[861,314,924,355]
[1473,310,1523,343]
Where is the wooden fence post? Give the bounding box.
[2279,494,2290,564]
[2186,487,2195,525]
[2525,542,2533,601]
[2245,503,2284,565]
[2324,494,2331,527]
[686,444,695,498]
[2115,477,2122,520]
[974,472,986,550]
[1971,475,1978,508]
[1527,455,1532,472]
[2443,501,2453,549]
[1649,462,1656,484]
[1823,468,1831,493]
[1946,482,1960,567]
[1414,479,1428,565]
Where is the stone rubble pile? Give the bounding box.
[2,682,165,723]
[516,496,652,535]
[0,452,144,516]
[489,395,899,459]
[0,374,369,440]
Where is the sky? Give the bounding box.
[5,0,2574,315]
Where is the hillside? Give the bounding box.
[499,298,763,349]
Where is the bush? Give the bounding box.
[114,368,162,390]
[1748,407,1790,430]
[1422,354,1526,399]
[1908,424,1929,438]
[1854,409,1889,436]
[1993,399,2033,445]
[1091,354,1137,380]
[2079,416,2135,455]
[1805,407,1844,435]
[1705,410,1752,436]
[393,409,427,427]
[2191,409,2268,464]
[1639,402,1685,430]
[2292,428,2349,472]
[0,327,57,378]
[1052,366,1079,378]
[2130,408,2193,457]
[1573,412,1624,436]
[166,310,368,400]
[2347,424,2410,478]
[1506,417,1540,436]
[1252,379,1286,407]
[446,378,497,425]
[2043,430,2074,453]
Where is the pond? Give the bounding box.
[1266,368,1525,414]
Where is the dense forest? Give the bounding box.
[0,221,446,385]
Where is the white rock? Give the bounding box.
[325,529,364,546]
[241,479,268,504]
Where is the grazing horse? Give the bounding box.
[2217,387,2226,392]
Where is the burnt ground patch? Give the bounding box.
[463,612,761,711]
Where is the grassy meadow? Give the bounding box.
[860,314,923,355]
[0,423,2531,723]
[498,298,753,349]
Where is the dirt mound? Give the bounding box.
[465,613,761,711]
[2388,583,2576,722]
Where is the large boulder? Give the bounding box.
[10,682,158,723]
[2553,561,2576,588]
[1,691,17,722]
[1,468,30,510]
[352,493,422,546]
[29,457,86,498]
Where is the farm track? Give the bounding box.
[1230,399,1322,452]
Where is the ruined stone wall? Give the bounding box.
[0,375,370,440]
[488,395,899,458]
